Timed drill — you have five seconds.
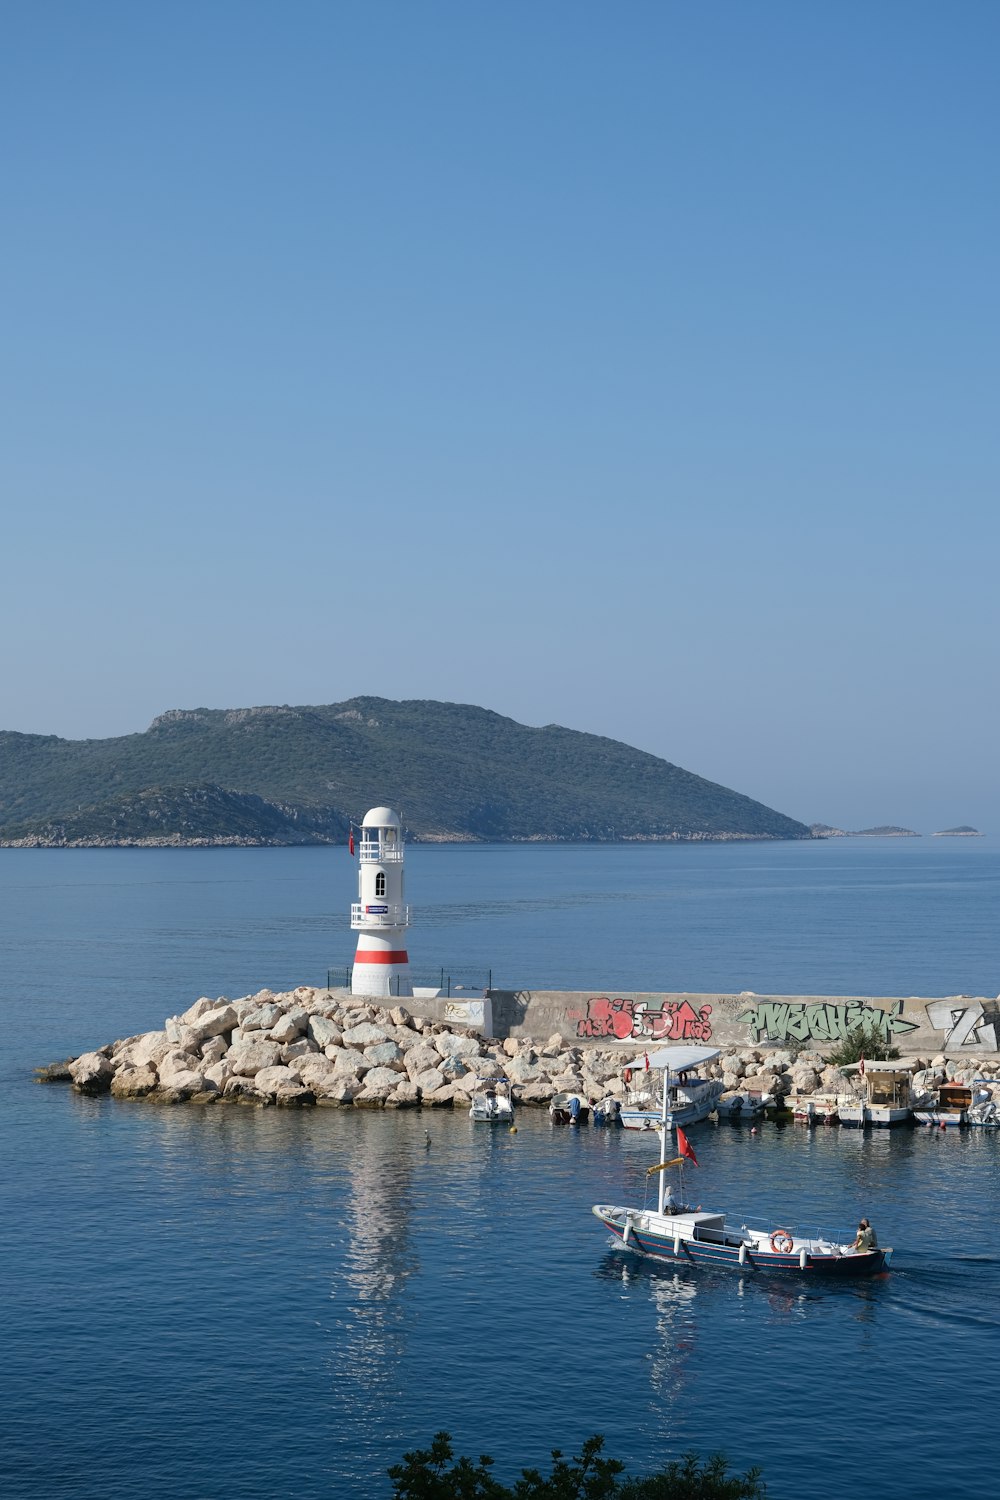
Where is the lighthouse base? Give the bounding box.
[351,955,412,999]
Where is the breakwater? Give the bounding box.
[471,987,1000,1056]
[41,984,1000,1112]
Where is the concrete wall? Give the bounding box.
[336,983,1000,1056]
[484,989,1000,1056]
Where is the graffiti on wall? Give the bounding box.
[925,998,998,1051]
[737,998,919,1046]
[569,996,714,1043]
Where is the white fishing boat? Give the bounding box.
[838,1067,913,1127]
[592,1087,890,1278]
[469,1078,515,1123]
[912,1080,972,1128]
[620,1045,724,1131]
[913,1079,1000,1128]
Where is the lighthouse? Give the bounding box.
[350,806,412,998]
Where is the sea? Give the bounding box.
[2,836,999,1498]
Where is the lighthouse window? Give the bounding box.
[375,872,386,897]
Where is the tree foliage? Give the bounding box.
[825,1022,901,1067]
[387,1433,766,1500]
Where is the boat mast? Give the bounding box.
[656,1064,671,1214]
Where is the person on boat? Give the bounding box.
[852,1218,878,1253]
[662,1185,688,1214]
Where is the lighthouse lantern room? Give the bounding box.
[350,806,412,997]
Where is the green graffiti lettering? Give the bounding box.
[805,1004,829,1041]
[785,1006,810,1042]
[826,1006,847,1040]
[887,1000,919,1037]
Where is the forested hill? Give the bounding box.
[0,698,811,846]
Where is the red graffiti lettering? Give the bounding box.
[572,997,713,1043]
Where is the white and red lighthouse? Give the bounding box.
[350,806,412,998]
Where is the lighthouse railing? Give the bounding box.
[358,837,404,863]
[351,902,411,928]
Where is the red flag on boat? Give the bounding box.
[348,829,355,856]
[677,1127,699,1166]
[644,1051,650,1071]
[859,1056,865,1075]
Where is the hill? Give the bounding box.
[0,697,811,846]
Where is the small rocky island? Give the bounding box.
[811,824,920,838]
[933,826,983,836]
[39,986,1000,1114]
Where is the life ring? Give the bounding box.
[770,1231,794,1255]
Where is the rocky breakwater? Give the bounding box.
[39,991,1000,1115]
[44,987,637,1110]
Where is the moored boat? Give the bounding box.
[790,1093,840,1126]
[912,1081,971,1127]
[912,1079,1000,1128]
[620,1045,724,1131]
[469,1078,515,1123]
[591,1096,623,1128]
[550,1092,589,1125]
[713,1090,770,1122]
[838,1067,913,1127]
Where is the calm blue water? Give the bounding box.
[2,838,999,1497]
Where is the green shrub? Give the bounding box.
[825,1022,900,1068]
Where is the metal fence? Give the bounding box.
[326,966,493,997]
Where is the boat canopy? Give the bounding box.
[626,1045,721,1074]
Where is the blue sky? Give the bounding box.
[2,2,997,831]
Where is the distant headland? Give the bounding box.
[933,826,983,837]
[0,697,811,848]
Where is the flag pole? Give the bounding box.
[657,1060,670,1214]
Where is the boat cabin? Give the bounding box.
[866,1070,913,1110]
[938,1084,972,1114]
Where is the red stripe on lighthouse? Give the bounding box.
[353,949,409,964]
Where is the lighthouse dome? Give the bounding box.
[362,806,401,829]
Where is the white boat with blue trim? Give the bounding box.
[591,1202,890,1277]
[619,1045,724,1131]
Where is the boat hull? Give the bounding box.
[621,1095,720,1131]
[592,1206,889,1278]
[838,1106,911,1127]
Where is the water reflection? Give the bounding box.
[330,1128,417,1397]
[595,1252,699,1405]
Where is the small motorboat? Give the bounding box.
[469,1078,515,1124]
[550,1092,589,1125]
[838,1067,913,1128]
[790,1094,840,1126]
[967,1085,1000,1127]
[620,1045,724,1131]
[591,1096,623,1128]
[714,1091,770,1122]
